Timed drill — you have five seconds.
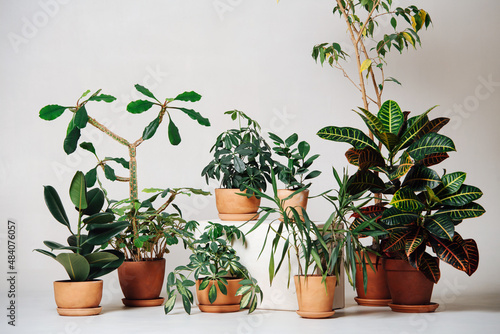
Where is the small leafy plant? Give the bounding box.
[35,171,128,281]
[201,110,274,193]
[268,132,321,190]
[164,222,262,314]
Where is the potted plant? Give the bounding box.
[318,100,485,312]
[268,132,321,219]
[247,168,380,318]
[201,110,274,221]
[164,222,262,314]
[39,85,211,306]
[311,0,432,306]
[35,171,128,316]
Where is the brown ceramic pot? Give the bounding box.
[385,258,435,305]
[53,280,103,316]
[354,253,391,306]
[118,258,166,306]
[196,278,243,313]
[215,188,260,221]
[294,275,336,318]
[277,189,309,220]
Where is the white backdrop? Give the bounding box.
[0,0,499,310]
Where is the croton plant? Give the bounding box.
[317,100,485,283]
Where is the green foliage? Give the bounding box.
[35,171,127,281]
[164,223,262,315]
[201,110,274,193]
[268,132,321,189]
[110,187,210,260]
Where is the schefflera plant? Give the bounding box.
[317,100,485,282]
[39,85,210,261]
[35,171,128,281]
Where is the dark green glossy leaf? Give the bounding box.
[69,171,87,210]
[67,235,94,255]
[142,117,160,140]
[104,165,116,181]
[434,172,466,197]
[39,104,66,120]
[168,118,181,145]
[64,126,81,155]
[83,212,114,225]
[174,91,202,102]
[441,185,483,207]
[402,165,441,191]
[177,107,210,126]
[43,185,70,228]
[82,188,104,216]
[346,170,385,195]
[285,133,298,147]
[393,105,437,152]
[298,141,310,158]
[85,221,129,246]
[85,168,97,188]
[105,157,129,169]
[233,156,245,173]
[127,100,154,114]
[425,214,454,240]
[34,249,56,259]
[390,188,425,212]
[84,252,118,266]
[317,126,379,151]
[79,142,96,155]
[74,105,88,129]
[56,253,90,281]
[43,240,77,251]
[135,84,157,101]
[208,283,217,304]
[435,202,485,220]
[381,207,418,226]
[89,94,116,102]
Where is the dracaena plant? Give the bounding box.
[39,85,210,261]
[268,132,321,190]
[201,110,274,193]
[35,171,128,281]
[164,222,262,314]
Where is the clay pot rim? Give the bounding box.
[384,258,437,272]
[122,258,166,263]
[54,279,103,283]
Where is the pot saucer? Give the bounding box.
[198,304,241,313]
[218,213,259,221]
[57,306,102,316]
[389,302,439,313]
[122,297,165,307]
[354,297,392,307]
[296,310,335,319]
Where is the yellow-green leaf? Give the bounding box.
[360,59,372,73]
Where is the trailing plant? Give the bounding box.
[110,187,210,260]
[312,0,432,112]
[268,132,321,190]
[164,222,262,314]
[35,171,127,281]
[39,85,210,261]
[202,110,274,193]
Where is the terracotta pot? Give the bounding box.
[196,278,243,313]
[215,188,260,221]
[385,258,435,305]
[53,280,103,316]
[277,189,309,220]
[118,258,166,306]
[294,275,336,318]
[354,253,391,306]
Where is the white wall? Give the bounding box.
[0,0,499,302]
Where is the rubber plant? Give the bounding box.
[39,85,210,261]
[35,171,127,281]
[317,100,484,282]
[164,222,262,314]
